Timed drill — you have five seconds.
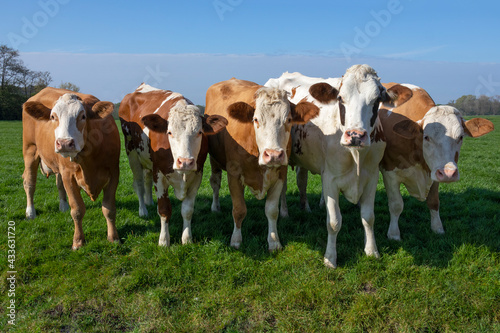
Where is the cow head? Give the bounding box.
[309,64,412,148]
[23,93,114,159]
[142,104,227,172]
[227,87,319,167]
[392,105,494,182]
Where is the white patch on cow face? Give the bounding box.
[421,106,464,182]
[167,103,203,172]
[253,88,292,166]
[51,93,87,158]
[337,65,383,148]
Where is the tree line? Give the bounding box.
[0,44,80,120]
[448,95,500,116]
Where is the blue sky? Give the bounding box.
[1,0,499,104]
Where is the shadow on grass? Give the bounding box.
[117,185,499,268]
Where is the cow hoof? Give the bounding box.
[72,240,84,250]
[432,226,445,234]
[279,209,289,218]
[158,238,170,247]
[323,257,337,269]
[268,242,283,252]
[366,250,380,258]
[139,206,148,217]
[387,234,401,241]
[26,207,36,220]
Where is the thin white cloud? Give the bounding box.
[383,45,449,59]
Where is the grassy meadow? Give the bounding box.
[0,117,499,332]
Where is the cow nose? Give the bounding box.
[435,164,459,182]
[344,129,368,147]
[56,138,76,152]
[176,157,195,170]
[262,149,285,165]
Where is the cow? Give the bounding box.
[205,78,320,251]
[379,83,494,240]
[265,65,413,267]
[119,83,227,246]
[22,87,121,249]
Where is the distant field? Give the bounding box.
[0,117,499,332]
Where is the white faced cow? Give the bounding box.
[22,88,121,249]
[205,78,320,251]
[379,83,494,240]
[119,83,227,246]
[265,65,412,267]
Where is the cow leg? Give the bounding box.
[227,175,246,249]
[23,145,39,219]
[56,173,70,212]
[296,166,311,212]
[181,173,203,244]
[102,171,120,244]
[279,176,289,218]
[319,188,325,209]
[322,175,341,268]
[157,189,173,247]
[427,181,444,234]
[209,156,222,212]
[382,170,404,241]
[359,177,380,258]
[63,175,86,249]
[128,151,148,217]
[266,179,284,251]
[143,169,154,206]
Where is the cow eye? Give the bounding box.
[81,114,86,120]
[167,131,172,136]
[424,135,430,141]
[198,131,202,135]
[458,135,464,143]
[253,118,259,125]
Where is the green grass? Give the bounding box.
[1,117,499,332]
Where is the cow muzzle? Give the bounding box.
[261,148,286,167]
[55,138,79,157]
[435,162,459,183]
[175,157,196,171]
[342,129,369,148]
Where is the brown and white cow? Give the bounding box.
[205,78,320,251]
[379,83,494,240]
[22,87,121,249]
[265,65,413,267]
[119,83,227,246]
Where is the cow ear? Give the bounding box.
[392,119,422,140]
[23,101,51,120]
[309,83,338,104]
[463,118,494,138]
[227,102,255,123]
[89,101,114,119]
[141,114,168,133]
[382,84,413,108]
[290,101,320,124]
[202,114,228,135]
